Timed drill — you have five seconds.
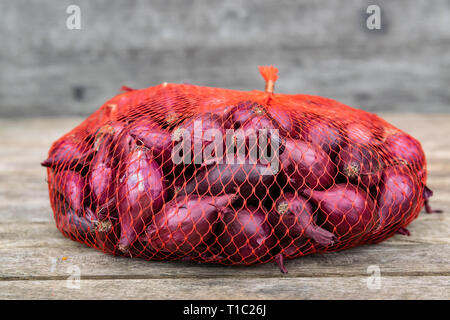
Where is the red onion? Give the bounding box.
[346,123,381,145]
[236,106,292,141]
[95,121,133,163]
[385,134,425,172]
[303,184,377,239]
[115,132,135,163]
[268,108,294,137]
[376,165,420,230]
[41,134,94,170]
[205,105,233,129]
[301,120,343,155]
[204,101,232,118]
[280,139,336,190]
[129,119,173,171]
[337,144,383,189]
[59,207,97,242]
[271,193,336,246]
[89,135,116,214]
[230,101,266,127]
[117,145,167,252]
[141,194,234,255]
[216,207,276,264]
[95,214,120,254]
[129,118,169,150]
[54,170,88,214]
[176,162,277,198]
[241,114,276,133]
[239,115,285,157]
[172,113,225,164]
[93,121,126,145]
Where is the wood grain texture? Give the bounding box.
[1,0,449,116]
[1,277,449,300]
[0,115,448,299]
[1,221,449,280]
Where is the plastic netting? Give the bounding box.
[42,66,436,273]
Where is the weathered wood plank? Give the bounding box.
[0,218,449,279]
[0,276,448,300]
[1,244,449,280]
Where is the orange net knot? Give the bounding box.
[258,65,278,93]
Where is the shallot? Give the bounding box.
[303,184,377,239]
[280,139,336,190]
[141,194,234,255]
[216,207,276,264]
[271,193,336,246]
[116,145,167,252]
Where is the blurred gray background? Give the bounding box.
[0,0,449,117]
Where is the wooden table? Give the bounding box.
[0,115,449,299]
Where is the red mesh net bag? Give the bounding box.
[42,66,437,273]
